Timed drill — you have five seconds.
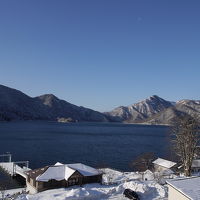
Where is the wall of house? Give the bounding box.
[143,173,154,181]
[154,164,168,172]
[82,175,102,184]
[192,167,200,173]
[168,185,190,200]
[26,181,37,194]
[38,179,66,192]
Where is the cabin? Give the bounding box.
[152,158,177,173]
[26,163,102,194]
[167,177,200,200]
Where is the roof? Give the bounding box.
[36,165,76,182]
[26,166,49,179]
[67,163,100,176]
[153,158,177,169]
[192,159,200,168]
[32,163,101,182]
[143,169,153,175]
[167,177,200,200]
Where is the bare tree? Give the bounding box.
[171,116,200,176]
[130,152,155,172]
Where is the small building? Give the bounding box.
[142,169,154,181]
[167,177,200,200]
[152,158,177,173]
[191,159,200,173]
[175,159,200,174]
[26,163,102,194]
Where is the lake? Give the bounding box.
[0,121,171,188]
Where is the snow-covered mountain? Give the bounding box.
[0,84,199,125]
[132,95,173,117]
[105,95,173,123]
[0,85,108,122]
[105,96,200,124]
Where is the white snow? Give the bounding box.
[64,166,76,180]
[67,163,101,176]
[36,165,73,182]
[15,168,168,200]
[0,162,30,177]
[100,168,153,184]
[0,162,14,175]
[167,177,200,200]
[54,162,63,166]
[153,158,176,169]
[16,182,167,200]
[0,188,26,199]
[192,159,200,168]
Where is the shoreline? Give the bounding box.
[0,120,170,126]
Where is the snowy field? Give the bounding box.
[16,181,167,200]
[14,168,167,200]
[0,188,25,199]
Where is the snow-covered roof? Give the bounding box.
[67,163,100,176]
[143,169,153,175]
[153,158,176,169]
[55,162,63,166]
[167,177,200,200]
[36,165,75,182]
[36,163,101,182]
[192,159,200,168]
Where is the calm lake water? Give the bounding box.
[0,121,170,188]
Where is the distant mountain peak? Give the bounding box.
[147,95,167,102]
[148,95,160,99]
[134,95,167,105]
[106,95,173,123]
[38,94,58,99]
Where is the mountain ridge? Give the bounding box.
[105,95,200,125]
[0,85,108,122]
[0,84,199,125]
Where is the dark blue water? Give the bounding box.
[0,121,170,170]
[0,121,170,187]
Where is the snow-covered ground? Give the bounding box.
[101,168,143,184]
[14,168,168,200]
[16,181,167,200]
[0,188,25,199]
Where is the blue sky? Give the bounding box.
[0,0,200,111]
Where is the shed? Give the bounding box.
[142,169,154,181]
[152,158,177,172]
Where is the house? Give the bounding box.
[26,163,102,194]
[152,158,177,173]
[167,177,200,200]
[191,159,200,173]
